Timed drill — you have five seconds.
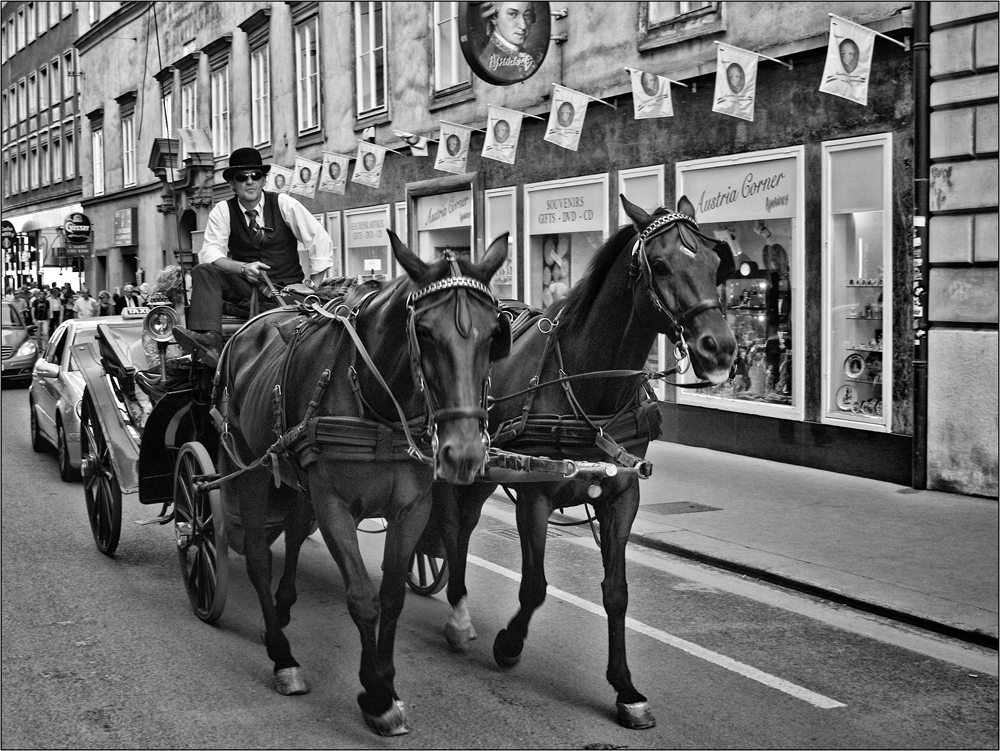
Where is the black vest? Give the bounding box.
[227,192,303,286]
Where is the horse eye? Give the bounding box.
[651,259,671,275]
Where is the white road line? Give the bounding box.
[468,553,847,710]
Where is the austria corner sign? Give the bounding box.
[459,1,551,86]
[64,212,93,244]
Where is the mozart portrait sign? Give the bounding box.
[459,2,551,86]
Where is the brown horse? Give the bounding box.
[430,196,737,729]
[217,231,508,735]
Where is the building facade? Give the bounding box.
[1,0,84,290]
[52,1,1000,497]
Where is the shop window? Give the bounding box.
[485,187,517,300]
[295,17,321,134]
[676,147,805,420]
[821,133,893,432]
[524,174,609,309]
[355,1,387,118]
[345,205,392,279]
[433,1,470,93]
[414,189,475,264]
[639,1,724,51]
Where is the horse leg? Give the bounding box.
[594,479,655,730]
[493,486,550,668]
[309,486,405,736]
[432,482,492,651]
[274,490,315,628]
[235,471,308,695]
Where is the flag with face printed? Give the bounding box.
[482,105,525,165]
[819,15,876,105]
[630,69,674,119]
[290,156,321,199]
[319,152,350,195]
[393,130,430,157]
[712,43,759,122]
[266,164,294,193]
[352,142,388,189]
[544,85,590,151]
[434,121,473,175]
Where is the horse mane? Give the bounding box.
[314,276,385,306]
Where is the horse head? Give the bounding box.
[621,194,737,384]
[389,230,510,485]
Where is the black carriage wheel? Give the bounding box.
[173,442,229,624]
[57,419,81,482]
[29,397,51,453]
[406,549,449,596]
[81,392,122,556]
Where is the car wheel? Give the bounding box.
[29,397,51,453]
[58,420,81,482]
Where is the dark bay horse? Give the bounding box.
[216,231,508,735]
[430,196,737,729]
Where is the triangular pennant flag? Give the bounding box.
[819,15,876,106]
[361,126,376,142]
[630,69,674,120]
[290,156,321,199]
[393,130,430,157]
[319,151,351,195]
[544,85,590,151]
[712,43,759,122]
[265,164,294,193]
[434,121,473,175]
[352,142,388,189]
[482,105,524,164]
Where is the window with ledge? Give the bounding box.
[27,3,36,44]
[251,45,271,146]
[63,51,74,101]
[639,1,724,50]
[161,91,172,138]
[295,16,321,134]
[52,136,61,182]
[180,80,196,160]
[122,115,136,187]
[39,66,48,111]
[91,128,104,195]
[433,2,470,93]
[355,1,386,118]
[210,66,230,157]
[49,58,60,112]
[40,140,49,185]
[28,75,37,117]
[30,146,39,189]
[16,10,26,51]
[11,154,18,194]
[64,132,74,178]
[17,80,27,122]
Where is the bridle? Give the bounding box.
[629,212,727,360]
[406,251,500,475]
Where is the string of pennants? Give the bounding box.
[265,14,903,196]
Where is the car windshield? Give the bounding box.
[67,322,145,372]
[2,302,24,327]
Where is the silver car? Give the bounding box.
[29,314,147,481]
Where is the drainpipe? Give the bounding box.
[911,2,931,490]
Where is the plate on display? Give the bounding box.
[865,353,882,378]
[844,353,866,379]
[836,384,858,411]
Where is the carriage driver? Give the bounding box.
[173,147,334,367]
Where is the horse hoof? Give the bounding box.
[616,700,656,729]
[492,629,522,668]
[275,667,309,696]
[362,699,409,736]
[444,622,477,652]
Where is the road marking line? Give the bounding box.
[468,553,847,710]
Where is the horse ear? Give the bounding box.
[478,233,510,283]
[677,195,697,219]
[620,194,652,230]
[388,229,429,280]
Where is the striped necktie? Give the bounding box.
[246,209,264,244]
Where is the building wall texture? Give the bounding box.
[927,2,999,497]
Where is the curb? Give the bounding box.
[628,530,1000,652]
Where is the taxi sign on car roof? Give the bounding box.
[122,307,150,319]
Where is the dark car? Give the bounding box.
[1,300,40,384]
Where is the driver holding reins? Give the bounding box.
[173,147,334,367]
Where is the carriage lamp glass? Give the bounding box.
[75,399,83,418]
[144,305,179,343]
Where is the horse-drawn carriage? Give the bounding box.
[73,199,736,736]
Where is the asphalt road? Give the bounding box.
[2,384,997,749]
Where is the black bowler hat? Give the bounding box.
[222,147,271,181]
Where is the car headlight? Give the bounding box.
[15,340,37,357]
[144,305,179,343]
[75,400,83,418]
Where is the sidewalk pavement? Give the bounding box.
[540,440,998,650]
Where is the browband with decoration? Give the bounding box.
[638,212,700,244]
[408,276,496,306]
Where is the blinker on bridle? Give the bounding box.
[631,212,726,360]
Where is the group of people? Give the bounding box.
[3,282,151,339]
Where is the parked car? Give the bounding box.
[29,313,147,481]
[1,300,40,385]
